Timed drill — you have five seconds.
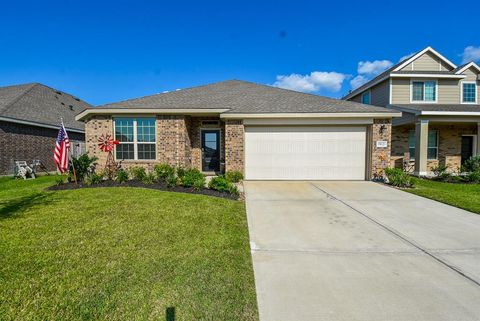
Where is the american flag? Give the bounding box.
[54,123,71,173]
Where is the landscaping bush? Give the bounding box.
[142,172,156,185]
[166,173,178,188]
[462,155,480,173]
[464,170,480,183]
[181,168,206,190]
[431,164,451,181]
[85,172,104,186]
[225,171,243,183]
[384,167,414,188]
[69,154,98,182]
[154,163,175,180]
[55,175,65,186]
[115,169,129,183]
[176,167,186,180]
[208,175,239,195]
[130,167,147,181]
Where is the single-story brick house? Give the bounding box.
[76,80,401,180]
[0,83,90,175]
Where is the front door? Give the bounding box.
[461,136,474,164]
[201,130,220,172]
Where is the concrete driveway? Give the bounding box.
[244,181,480,321]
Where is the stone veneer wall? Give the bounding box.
[224,120,244,173]
[370,119,392,179]
[391,123,477,171]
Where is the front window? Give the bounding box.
[114,117,156,160]
[361,91,371,104]
[408,130,438,160]
[462,82,477,103]
[412,81,436,102]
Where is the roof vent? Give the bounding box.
[69,105,74,110]
[61,102,65,105]
[56,91,62,95]
[74,97,80,101]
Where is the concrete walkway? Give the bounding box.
[244,181,480,321]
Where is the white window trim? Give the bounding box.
[113,117,157,161]
[361,90,371,104]
[460,81,478,104]
[410,79,438,103]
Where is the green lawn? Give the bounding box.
[406,177,480,214]
[0,176,258,320]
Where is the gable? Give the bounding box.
[400,51,454,72]
[461,66,480,81]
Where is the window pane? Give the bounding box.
[424,81,436,101]
[412,82,424,101]
[138,144,156,160]
[463,83,476,102]
[408,130,415,148]
[361,91,371,104]
[409,147,415,159]
[137,118,156,142]
[428,130,437,148]
[116,144,134,160]
[427,148,437,159]
[115,118,134,142]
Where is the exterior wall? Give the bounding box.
[350,79,390,107]
[391,78,410,104]
[391,123,478,172]
[188,117,225,171]
[0,121,84,175]
[370,119,392,179]
[401,52,448,71]
[224,120,244,173]
[85,115,113,169]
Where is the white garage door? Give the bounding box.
[245,126,367,180]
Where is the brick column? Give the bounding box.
[371,119,392,179]
[85,115,113,167]
[414,119,429,176]
[224,120,244,173]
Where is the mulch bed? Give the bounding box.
[47,180,239,200]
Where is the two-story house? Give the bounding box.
[343,47,480,175]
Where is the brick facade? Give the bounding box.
[224,120,244,173]
[0,121,84,175]
[370,119,392,179]
[391,123,478,172]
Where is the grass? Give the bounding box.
[0,175,258,320]
[406,177,480,214]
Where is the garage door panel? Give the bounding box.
[245,126,366,180]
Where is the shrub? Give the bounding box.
[154,163,175,180]
[384,167,414,188]
[142,172,156,185]
[193,177,206,191]
[130,167,147,181]
[115,169,129,183]
[176,167,186,180]
[208,176,230,192]
[181,168,206,189]
[432,164,451,181]
[166,173,178,188]
[225,171,243,183]
[69,154,98,182]
[227,183,239,196]
[462,155,480,173]
[85,172,104,186]
[464,170,480,183]
[55,175,65,186]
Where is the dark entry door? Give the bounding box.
[201,130,220,172]
[461,136,474,164]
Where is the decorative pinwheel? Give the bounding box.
[97,134,119,153]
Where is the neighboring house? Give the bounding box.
[76,80,400,180]
[343,47,480,175]
[0,83,90,175]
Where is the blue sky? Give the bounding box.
[1,0,479,105]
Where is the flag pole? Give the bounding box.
[62,118,78,184]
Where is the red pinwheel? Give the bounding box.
[97,134,119,153]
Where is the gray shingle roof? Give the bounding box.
[0,83,91,131]
[93,80,395,114]
[390,104,480,113]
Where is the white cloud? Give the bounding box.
[399,52,415,62]
[357,60,393,75]
[350,75,369,89]
[272,71,348,93]
[461,46,480,64]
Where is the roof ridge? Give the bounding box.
[97,80,243,108]
[0,83,39,115]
